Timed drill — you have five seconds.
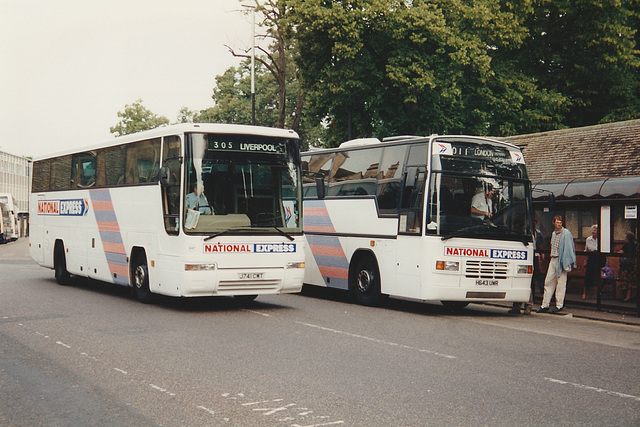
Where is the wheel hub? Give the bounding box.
[135,266,146,289]
[357,270,374,293]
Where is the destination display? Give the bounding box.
[207,137,287,155]
[432,140,524,164]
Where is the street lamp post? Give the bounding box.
[243,4,256,126]
[250,7,255,125]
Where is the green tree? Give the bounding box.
[518,0,640,127]
[223,0,303,130]
[110,99,170,136]
[176,106,198,123]
[210,0,639,147]
[198,61,265,125]
[201,1,322,147]
[198,58,320,146]
[289,0,569,146]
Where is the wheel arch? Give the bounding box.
[129,246,147,287]
[53,239,66,269]
[54,238,65,256]
[53,239,70,285]
[348,249,380,291]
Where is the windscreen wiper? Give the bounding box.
[272,226,295,241]
[441,222,496,241]
[204,227,253,241]
[203,226,295,242]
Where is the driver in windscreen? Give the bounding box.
[470,185,494,220]
[186,184,213,215]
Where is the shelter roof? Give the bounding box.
[500,119,640,183]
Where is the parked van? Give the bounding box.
[0,203,11,244]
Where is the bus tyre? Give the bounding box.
[54,243,71,286]
[132,254,153,304]
[351,256,386,307]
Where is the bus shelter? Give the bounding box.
[532,177,639,315]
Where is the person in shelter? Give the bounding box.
[537,215,577,314]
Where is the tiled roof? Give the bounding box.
[500,119,640,183]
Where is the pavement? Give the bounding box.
[488,301,640,327]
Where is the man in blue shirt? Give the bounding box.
[537,216,577,313]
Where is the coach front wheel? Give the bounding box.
[351,256,386,307]
[132,254,153,304]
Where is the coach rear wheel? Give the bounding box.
[54,242,71,286]
[133,254,153,304]
[351,256,386,307]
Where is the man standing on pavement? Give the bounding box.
[537,216,577,314]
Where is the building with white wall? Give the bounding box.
[0,149,31,214]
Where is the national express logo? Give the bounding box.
[445,246,527,260]
[203,243,297,254]
[37,199,89,216]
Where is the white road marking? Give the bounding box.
[242,399,284,406]
[8,313,346,424]
[545,377,640,402]
[243,309,271,317]
[149,384,176,396]
[224,393,343,425]
[295,321,457,359]
[292,421,345,427]
[253,402,296,416]
[197,405,216,416]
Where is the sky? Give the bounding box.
[0,0,253,158]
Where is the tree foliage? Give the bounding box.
[158,0,640,148]
[289,0,564,146]
[517,0,640,127]
[285,0,640,146]
[110,99,170,137]
[219,1,304,130]
[199,64,255,125]
[176,106,198,123]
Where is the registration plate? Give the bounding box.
[476,279,499,286]
[238,272,264,280]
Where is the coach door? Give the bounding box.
[160,135,182,236]
[395,165,426,299]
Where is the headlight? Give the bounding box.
[517,265,533,275]
[436,260,459,271]
[286,262,305,269]
[185,263,216,271]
